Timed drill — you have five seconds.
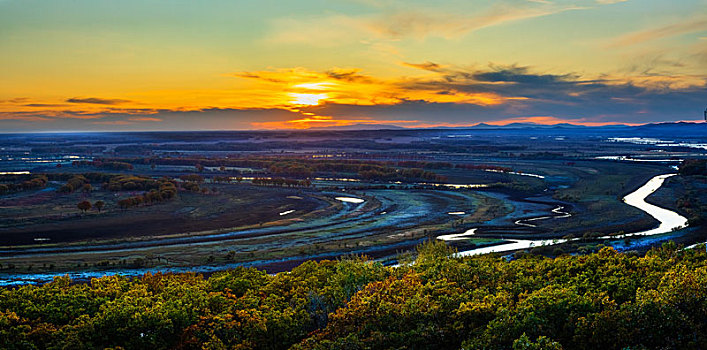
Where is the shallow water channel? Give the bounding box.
[446,173,689,256]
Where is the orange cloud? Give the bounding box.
[609,16,707,47]
[0,96,158,118]
[66,97,131,105]
[232,67,515,110]
[129,117,162,122]
[0,114,52,122]
[252,114,418,129]
[91,120,134,125]
[1,61,703,130]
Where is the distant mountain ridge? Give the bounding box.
[300,120,704,133]
[469,122,594,129]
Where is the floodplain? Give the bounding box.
[1,124,706,284]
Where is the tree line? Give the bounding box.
[117,180,178,210]
[0,175,48,194]
[97,156,518,182]
[105,175,171,192]
[71,160,134,171]
[251,177,312,187]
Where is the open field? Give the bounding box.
[0,184,326,245]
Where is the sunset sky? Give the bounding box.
[1,0,705,131]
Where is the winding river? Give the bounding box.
[599,174,687,238]
[0,174,689,285]
[448,173,689,257]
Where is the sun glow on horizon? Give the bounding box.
[289,92,328,106]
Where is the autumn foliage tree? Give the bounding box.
[0,174,48,194]
[116,179,178,210]
[58,175,88,193]
[3,242,707,349]
[77,200,91,213]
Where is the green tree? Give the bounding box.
[512,333,563,350]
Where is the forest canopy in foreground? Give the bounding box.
[2,241,707,350]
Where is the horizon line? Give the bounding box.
[0,120,703,135]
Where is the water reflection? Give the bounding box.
[335,197,365,203]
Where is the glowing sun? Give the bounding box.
[289,93,327,106]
